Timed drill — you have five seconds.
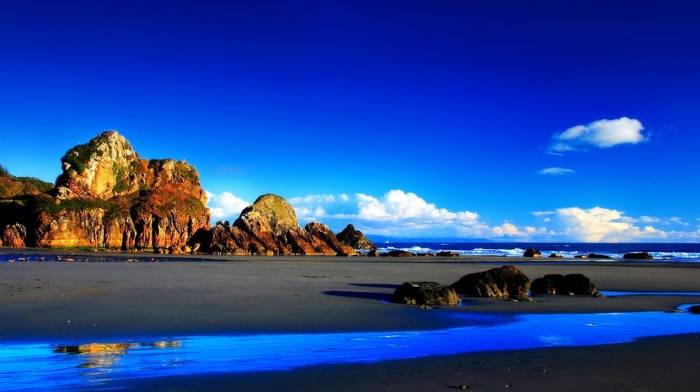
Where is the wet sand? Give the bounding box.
[1,250,700,391]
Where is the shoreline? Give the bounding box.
[2,251,700,390]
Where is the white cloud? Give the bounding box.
[638,216,660,223]
[555,206,668,242]
[287,189,552,240]
[532,211,555,217]
[206,191,251,222]
[551,117,647,152]
[538,167,575,175]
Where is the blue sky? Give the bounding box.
[1,0,698,242]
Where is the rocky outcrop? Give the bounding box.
[523,248,541,257]
[392,282,461,306]
[623,252,654,260]
[451,265,530,298]
[336,224,375,250]
[1,223,27,247]
[0,131,210,252]
[195,195,357,256]
[55,131,142,200]
[0,166,53,199]
[530,273,601,296]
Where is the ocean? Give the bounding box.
[1,242,699,262]
[373,242,700,262]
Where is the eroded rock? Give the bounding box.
[530,273,601,296]
[451,265,530,298]
[393,281,461,306]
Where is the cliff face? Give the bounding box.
[196,194,357,256]
[0,131,210,252]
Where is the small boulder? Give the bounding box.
[523,248,541,257]
[530,273,601,296]
[623,252,654,260]
[688,305,700,314]
[436,251,460,257]
[588,253,612,259]
[392,282,461,306]
[384,250,413,257]
[451,265,530,298]
[548,253,563,258]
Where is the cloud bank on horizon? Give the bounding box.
[206,189,698,243]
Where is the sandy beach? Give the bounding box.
[2,250,700,391]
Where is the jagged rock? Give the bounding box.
[392,282,461,306]
[523,248,541,257]
[304,222,356,256]
[1,223,27,247]
[367,248,379,257]
[530,273,601,296]
[623,252,654,260]
[198,196,356,256]
[451,265,530,298]
[336,224,375,250]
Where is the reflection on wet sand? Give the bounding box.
[53,341,181,371]
[2,306,700,391]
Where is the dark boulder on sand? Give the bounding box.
[383,250,414,257]
[523,248,541,257]
[688,305,700,314]
[530,273,602,296]
[436,251,460,257]
[392,282,461,306]
[588,253,612,259]
[623,252,654,260]
[451,265,530,298]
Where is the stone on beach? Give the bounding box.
[523,248,541,257]
[530,273,601,296]
[392,281,461,306]
[624,252,655,260]
[451,265,530,298]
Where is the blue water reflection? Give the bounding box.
[1,306,700,391]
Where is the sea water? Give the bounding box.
[374,242,700,262]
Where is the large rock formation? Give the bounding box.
[0,131,210,252]
[336,224,375,250]
[451,265,530,298]
[193,195,357,256]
